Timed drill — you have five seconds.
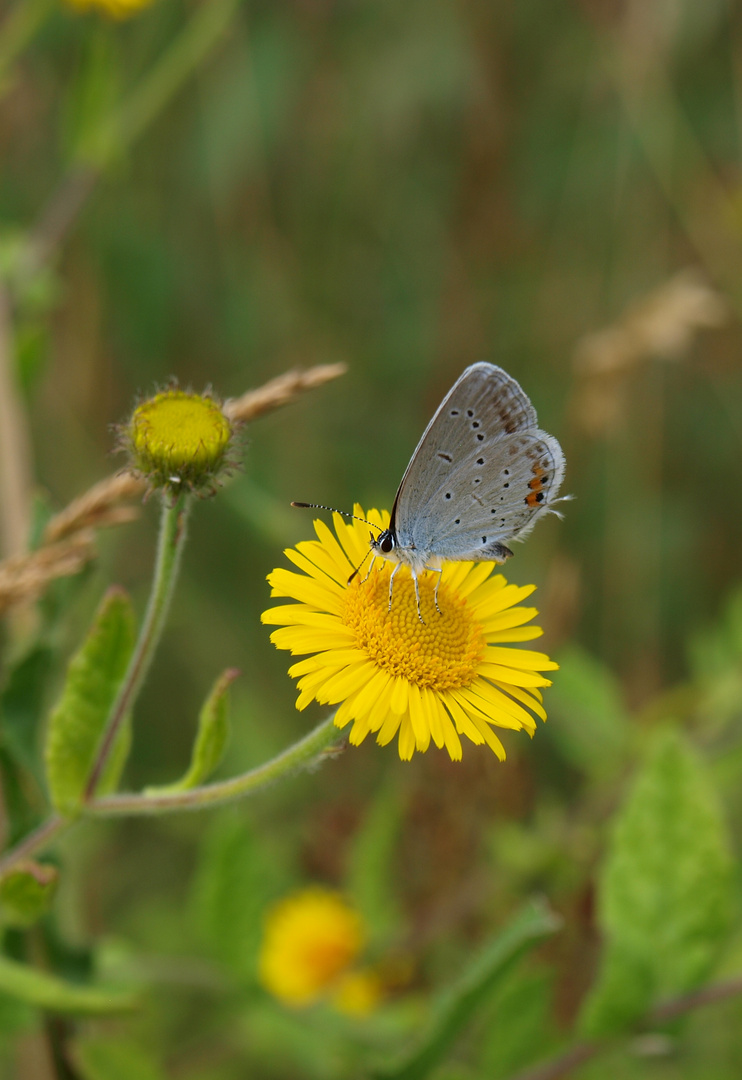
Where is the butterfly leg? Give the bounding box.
[361,555,377,584]
[387,563,400,610]
[412,571,425,623]
[430,568,443,614]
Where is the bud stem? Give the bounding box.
[89,715,345,816]
[83,493,191,800]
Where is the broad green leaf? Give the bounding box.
[478,965,557,1077]
[580,728,734,1036]
[189,814,289,981]
[45,588,135,816]
[0,955,137,1014]
[72,1037,165,1080]
[546,644,630,780]
[145,668,236,795]
[0,860,58,928]
[371,898,561,1080]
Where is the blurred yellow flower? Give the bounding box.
[65,0,156,18]
[258,888,366,1009]
[262,507,557,761]
[332,968,384,1017]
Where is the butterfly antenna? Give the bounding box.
[291,502,382,534]
[347,545,374,585]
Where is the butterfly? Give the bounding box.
[367,363,565,615]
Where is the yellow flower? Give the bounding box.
[65,0,156,17]
[332,969,384,1017]
[121,387,236,497]
[262,507,557,761]
[258,888,366,1008]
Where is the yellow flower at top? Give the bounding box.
[258,888,366,1009]
[262,507,557,761]
[123,388,235,497]
[65,0,156,18]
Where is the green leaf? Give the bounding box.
[71,1037,166,1080]
[44,588,135,816]
[189,814,288,981]
[371,898,561,1080]
[478,965,557,1077]
[0,860,58,928]
[546,644,630,780]
[0,955,137,1015]
[580,728,734,1036]
[1,645,53,777]
[145,669,236,795]
[0,645,53,842]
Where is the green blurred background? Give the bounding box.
[3,0,742,1076]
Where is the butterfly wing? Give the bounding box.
[392,364,565,559]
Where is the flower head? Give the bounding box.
[65,0,156,17]
[262,507,557,761]
[121,387,237,497]
[258,888,366,1009]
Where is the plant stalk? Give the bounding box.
[83,493,190,801]
[89,715,346,816]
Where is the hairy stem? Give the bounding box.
[83,494,191,801]
[89,715,346,816]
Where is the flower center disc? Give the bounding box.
[343,567,484,691]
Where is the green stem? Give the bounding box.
[89,715,345,816]
[0,0,54,92]
[0,719,343,872]
[83,494,191,801]
[15,0,245,284]
[0,815,68,878]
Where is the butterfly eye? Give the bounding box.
[379,532,394,554]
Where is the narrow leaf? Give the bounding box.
[372,898,561,1080]
[72,1037,165,1080]
[581,728,734,1036]
[0,860,58,928]
[45,588,135,815]
[0,955,137,1014]
[145,668,237,795]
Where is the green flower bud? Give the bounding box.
[122,387,238,497]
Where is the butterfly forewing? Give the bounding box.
[392,364,564,558]
[392,364,538,538]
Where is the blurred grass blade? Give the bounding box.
[0,859,58,928]
[145,668,237,795]
[0,954,136,1014]
[346,779,404,940]
[372,897,561,1080]
[0,0,54,92]
[45,587,135,816]
[580,728,734,1036]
